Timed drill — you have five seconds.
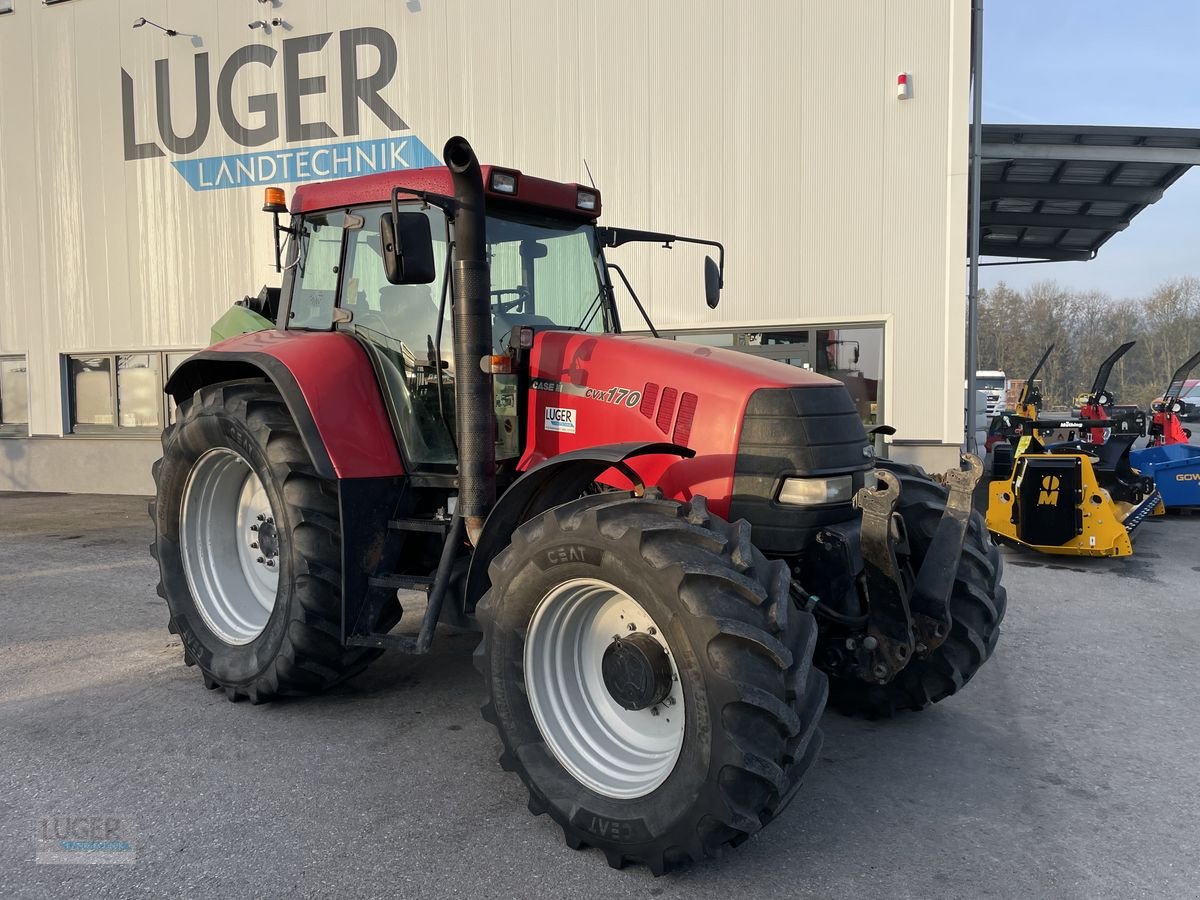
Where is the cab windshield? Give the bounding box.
[484,210,610,338]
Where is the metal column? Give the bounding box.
[965,0,985,453]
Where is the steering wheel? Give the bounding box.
[349,307,392,336]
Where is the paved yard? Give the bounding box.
[1,491,1197,899]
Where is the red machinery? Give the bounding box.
[150,136,1005,873]
[1147,352,1200,447]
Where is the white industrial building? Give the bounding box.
[2,0,1195,494]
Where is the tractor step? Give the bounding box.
[388,517,452,535]
[345,632,420,652]
[368,573,435,593]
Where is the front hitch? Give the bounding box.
[849,453,983,683]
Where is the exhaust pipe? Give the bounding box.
[443,136,496,545]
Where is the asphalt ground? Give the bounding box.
[1,491,1198,899]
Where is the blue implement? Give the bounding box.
[1130,444,1200,508]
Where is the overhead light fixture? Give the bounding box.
[132,16,178,36]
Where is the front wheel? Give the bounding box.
[475,490,827,874]
[150,380,380,702]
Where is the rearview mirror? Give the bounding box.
[380,212,436,285]
[704,255,721,309]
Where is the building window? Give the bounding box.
[670,325,886,427]
[0,355,30,436]
[0,2,13,16]
[65,351,197,434]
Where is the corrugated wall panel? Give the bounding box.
[0,0,969,466]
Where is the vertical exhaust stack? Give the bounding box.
[443,136,496,544]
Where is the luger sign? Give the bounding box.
[121,27,437,191]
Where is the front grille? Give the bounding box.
[728,385,872,556]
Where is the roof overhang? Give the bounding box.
[976,124,1200,261]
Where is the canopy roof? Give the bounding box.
[978,124,1200,261]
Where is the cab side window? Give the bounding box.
[289,213,346,329]
[341,205,448,353]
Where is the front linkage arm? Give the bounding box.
[853,471,914,682]
[909,454,983,657]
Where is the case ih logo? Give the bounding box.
[121,27,437,191]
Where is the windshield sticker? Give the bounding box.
[532,379,642,408]
[544,407,577,433]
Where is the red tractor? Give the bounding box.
[151,137,1006,873]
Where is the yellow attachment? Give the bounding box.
[986,453,1135,558]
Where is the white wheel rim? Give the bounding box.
[179,448,280,645]
[523,577,686,799]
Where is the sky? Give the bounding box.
[979,0,1200,299]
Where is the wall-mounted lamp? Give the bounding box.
[132,16,178,36]
[249,17,287,31]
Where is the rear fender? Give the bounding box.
[462,442,694,613]
[166,330,403,480]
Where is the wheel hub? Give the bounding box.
[252,516,279,565]
[602,632,673,711]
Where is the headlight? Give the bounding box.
[777,475,855,506]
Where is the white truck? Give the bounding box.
[976,370,1008,417]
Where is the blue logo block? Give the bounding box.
[172,135,440,191]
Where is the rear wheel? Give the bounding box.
[476,490,827,874]
[150,380,380,702]
[828,461,1007,717]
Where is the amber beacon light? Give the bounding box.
[262,187,288,214]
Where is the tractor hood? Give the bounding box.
[522,331,872,541]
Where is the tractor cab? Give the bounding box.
[262,163,721,480]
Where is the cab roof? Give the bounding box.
[289,165,601,219]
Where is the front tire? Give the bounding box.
[476,490,827,874]
[828,461,1007,717]
[150,380,379,702]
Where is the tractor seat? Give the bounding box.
[375,286,447,361]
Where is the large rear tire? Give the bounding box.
[150,380,380,703]
[476,490,827,874]
[828,461,1007,717]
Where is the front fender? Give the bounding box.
[463,441,694,613]
[166,330,403,480]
